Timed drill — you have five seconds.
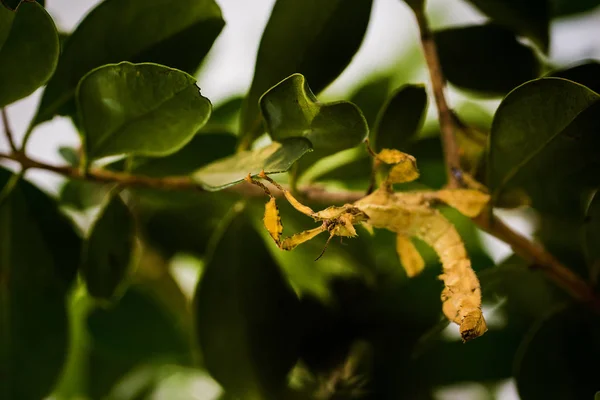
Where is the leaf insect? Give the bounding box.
[245,145,490,342]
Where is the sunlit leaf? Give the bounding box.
[76,62,212,162]
[34,0,223,123]
[489,78,600,214]
[435,24,541,96]
[81,193,136,301]
[240,0,373,144]
[371,84,428,151]
[192,137,313,190]
[0,1,59,107]
[260,74,368,154]
[464,0,550,52]
[0,167,81,399]
[515,304,600,399]
[194,206,301,398]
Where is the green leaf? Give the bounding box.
[1,0,43,11]
[371,84,428,151]
[435,24,541,96]
[240,0,373,144]
[488,78,600,213]
[34,0,223,123]
[81,193,136,301]
[260,74,368,154]
[76,62,212,162]
[0,1,59,107]
[515,304,600,400]
[548,60,600,94]
[0,167,81,399]
[192,137,313,191]
[193,205,301,398]
[585,191,600,285]
[464,0,550,52]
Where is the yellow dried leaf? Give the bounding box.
[435,189,489,217]
[264,197,282,243]
[396,234,425,277]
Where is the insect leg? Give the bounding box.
[258,171,316,217]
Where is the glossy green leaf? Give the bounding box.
[435,24,541,96]
[585,191,600,284]
[76,62,212,162]
[515,304,600,400]
[34,0,223,123]
[203,96,244,135]
[464,0,550,51]
[548,60,600,94]
[260,74,368,154]
[0,167,81,399]
[489,78,600,213]
[0,1,59,107]
[240,0,373,144]
[81,193,135,301]
[371,84,428,151]
[193,206,301,398]
[192,137,313,190]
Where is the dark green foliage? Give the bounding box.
[435,24,541,96]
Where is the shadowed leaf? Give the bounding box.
[194,206,301,398]
[515,304,600,400]
[0,1,59,107]
[81,193,136,301]
[371,84,428,151]
[435,24,540,96]
[0,167,81,399]
[548,60,600,94]
[464,0,550,52]
[489,78,600,215]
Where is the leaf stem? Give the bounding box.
[413,7,461,189]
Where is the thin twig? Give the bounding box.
[1,109,17,153]
[0,151,364,203]
[414,8,461,189]
[412,6,600,311]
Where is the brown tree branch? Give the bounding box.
[1,109,18,153]
[414,8,461,189]
[412,6,600,311]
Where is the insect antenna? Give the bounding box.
[315,233,335,261]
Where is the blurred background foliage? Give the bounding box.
[1,0,600,399]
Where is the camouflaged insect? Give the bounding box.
[245,147,489,342]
